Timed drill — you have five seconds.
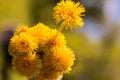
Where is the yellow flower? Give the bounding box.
[53,0,85,30]
[14,25,29,35]
[28,23,51,45]
[44,29,66,49]
[43,46,75,74]
[12,53,42,77]
[8,32,38,56]
[54,46,75,73]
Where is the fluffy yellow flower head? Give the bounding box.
[53,0,85,30]
[28,23,51,45]
[43,46,75,73]
[12,53,42,77]
[44,29,66,49]
[8,32,38,56]
[14,25,29,35]
[51,46,75,73]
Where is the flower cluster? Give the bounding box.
[9,23,75,79]
[8,0,85,80]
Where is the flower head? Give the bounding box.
[53,0,85,30]
[44,29,66,49]
[43,46,75,74]
[28,23,51,45]
[52,47,75,73]
[14,25,29,35]
[8,32,38,56]
[12,53,42,77]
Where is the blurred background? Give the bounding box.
[0,0,120,80]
